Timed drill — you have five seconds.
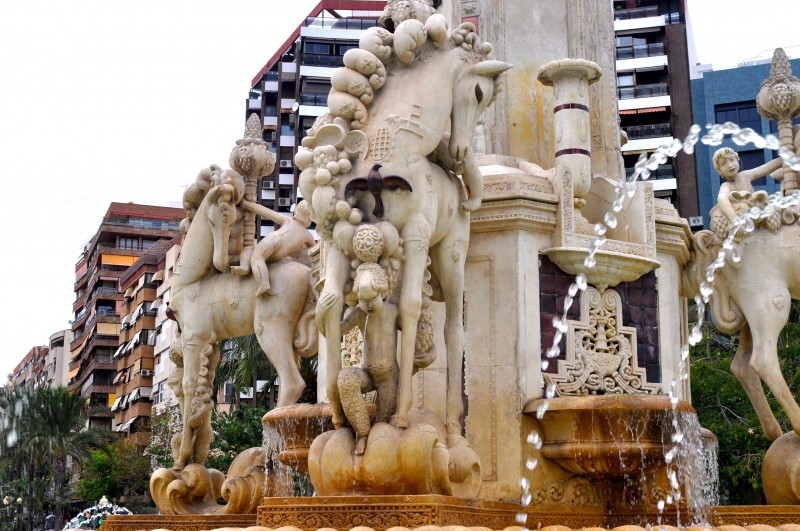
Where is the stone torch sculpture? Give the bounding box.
[537,59,602,213]
[757,47,800,195]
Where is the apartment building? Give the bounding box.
[11,346,48,389]
[45,329,74,388]
[151,242,181,414]
[69,203,183,430]
[112,238,180,444]
[613,0,700,226]
[247,0,385,235]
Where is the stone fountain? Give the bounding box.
[103,2,800,531]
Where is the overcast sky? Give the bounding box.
[0,1,795,379]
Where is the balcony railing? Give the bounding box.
[617,83,669,100]
[614,6,659,20]
[614,6,681,24]
[300,93,328,106]
[304,16,379,30]
[626,164,674,180]
[101,218,180,231]
[625,123,672,140]
[301,54,345,68]
[616,43,665,60]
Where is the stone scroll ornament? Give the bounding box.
[298,0,510,497]
[150,116,319,515]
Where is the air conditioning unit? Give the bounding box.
[269,131,277,141]
[289,114,296,125]
[263,180,275,189]
[688,216,704,227]
[278,198,292,207]
[141,369,154,377]
[280,160,292,168]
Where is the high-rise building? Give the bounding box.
[112,238,179,444]
[69,203,183,430]
[46,329,74,388]
[151,241,181,414]
[613,0,699,226]
[247,0,386,235]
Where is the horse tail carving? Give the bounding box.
[293,290,319,359]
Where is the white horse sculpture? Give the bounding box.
[299,17,510,443]
[168,172,317,469]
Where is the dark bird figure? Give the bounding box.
[345,163,413,218]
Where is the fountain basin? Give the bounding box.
[525,394,693,477]
[262,403,336,473]
[542,247,660,291]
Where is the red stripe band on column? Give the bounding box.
[555,148,591,157]
[553,103,589,113]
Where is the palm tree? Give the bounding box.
[21,387,113,530]
[215,334,279,409]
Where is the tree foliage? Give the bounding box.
[77,437,151,503]
[0,385,113,530]
[206,405,266,472]
[691,301,800,504]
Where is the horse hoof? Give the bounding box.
[390,414,409,429]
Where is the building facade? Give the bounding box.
[247,0,385,235]
[46,329,74,388]
[691,57,800,229]
[613,0,700,225]
[112,238,179,444]
[11,346,48,389]
[69,203,183,430]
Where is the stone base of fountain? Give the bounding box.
[102,513,256,530]
[257,495,520,529]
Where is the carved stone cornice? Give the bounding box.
[471,198,558,234]
[655,217,693,266]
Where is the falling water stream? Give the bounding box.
[517,121,800,529]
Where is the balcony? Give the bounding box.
[280,98,297,109]
[613,7,666,32]
[616,43,665,60]
[625,123,672,140]
[617,83,670,112]
[300,93,328,106]
[614,6,659,20]
[264,81,279,92]
[248,98,260,110]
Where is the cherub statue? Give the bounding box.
[709,147,783,237]
[249,201,315,296]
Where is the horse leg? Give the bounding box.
[430,232,469,441]
[392,225,431,429]
[747,293,800,436]
[317,243,350,429]
[255,305,305,407]
[175,333,214,469]
[730,325,783,440]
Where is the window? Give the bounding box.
[715,102,761,133]
[119,237,139,250]
[306,42,331,55]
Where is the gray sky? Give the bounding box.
[0,1,795,379]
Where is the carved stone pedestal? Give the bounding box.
[102,513,256,531]
[257,495,520,530]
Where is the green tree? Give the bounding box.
[19,387,113,530]
[144,404,182,470]
[77,437,151,503]
[215,334,279,410]
[691,301,800,504]
[206,405,266,472]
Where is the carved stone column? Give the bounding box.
[537,59,601,211]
